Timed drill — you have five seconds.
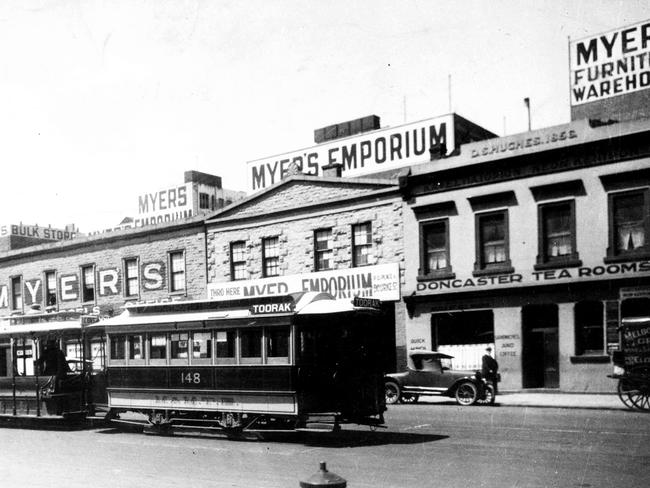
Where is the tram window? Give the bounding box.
[150,334,167,362]
[15,338,34,375]
[66,342,83,372]
[192,332,212,361]
[171,333,189,364]
[110,335,126,362]
[240,329,263,364]
[215,330,236,365]
[91,341,106,371]
[266,327,289,364]
[128,335,144,361]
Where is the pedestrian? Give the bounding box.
[481,346,499,394]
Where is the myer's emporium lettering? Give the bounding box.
[207,263,400,301]
[570,19,650,105]
[247,115,454,192]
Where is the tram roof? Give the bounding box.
[0,320,83,337]
[0,311,99,337]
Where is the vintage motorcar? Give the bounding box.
[384,351,495,406]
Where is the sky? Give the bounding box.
[0,0,648,234]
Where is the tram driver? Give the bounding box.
[37,339,71,378]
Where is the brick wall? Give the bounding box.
[0,224,207,317]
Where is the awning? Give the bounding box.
[0,321,82,337]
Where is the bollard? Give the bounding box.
[299,462,347,488]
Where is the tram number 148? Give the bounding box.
[180,372,202,384]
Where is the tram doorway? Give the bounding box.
[522,304,559,389]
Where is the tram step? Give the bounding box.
[296,422,338,433]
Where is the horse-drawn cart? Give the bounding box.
[610,317,650,411]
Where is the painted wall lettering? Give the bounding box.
[143,262,164,290]
[98,269,119,296]
[0,285,7,308]
[24,279,42,306]
[60,275,79,301]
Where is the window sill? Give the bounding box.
[603,252,650,264]
[472,266,515,277]
[534,257,582,271]
[417,271,456,281]
[569,355,610,364]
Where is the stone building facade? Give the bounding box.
[205,174,408,371]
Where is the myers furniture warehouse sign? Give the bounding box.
[570,19,650,106]
[247,115,454,192]
[207,263,400,301]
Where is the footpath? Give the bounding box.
[419,391,626,410]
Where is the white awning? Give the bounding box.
[0,321,82,337]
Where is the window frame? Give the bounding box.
[10,275,23,311]
[168,250,186,293]
[80,264,96,304]
[473,209,514,276]
[351,222,372,268]
[535,199,581,270]
[573,301,606,357]
[123,257,140,298]
[44,270,57,309]
[606,188,650,262]
[418,218,454,280]
[262,236,280,278]
[314,228,333,272]
[229,241,247,281]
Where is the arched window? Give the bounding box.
[575,301,604,355]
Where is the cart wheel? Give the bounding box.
[630,366,650,412]
[617,378,642,410]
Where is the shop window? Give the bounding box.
[11,276,23,311]
[169,251,186,292]
[352,222,372,267]
[230,241,247,281]
[419,219,453,279]
[124,258,139,297]
[81,265,95,303]
[314,228,333,271]
[574,301,604,356]
[262,237,280,277]
[607,189,649,260]
[240,328,262,364]
[45,271,57,308]
[536,200,581,269]
[266,327,289,364]
[474,210,513,275]
[215,330,236,364]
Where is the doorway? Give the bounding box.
[522,304,559,389]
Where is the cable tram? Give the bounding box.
[0,311,106,422]
[98,292,386,434]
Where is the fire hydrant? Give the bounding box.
[299,462,347,488]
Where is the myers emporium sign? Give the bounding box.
[570,19,650,106]
[207,263,400,301]
[135,182,194,227]
[246,115,454,192]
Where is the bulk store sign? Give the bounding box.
[416,261,650,294]
[207,263,400,302]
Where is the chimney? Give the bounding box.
[321,163,343,178]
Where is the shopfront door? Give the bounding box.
[522,305,559,389]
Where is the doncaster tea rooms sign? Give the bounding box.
[570,19,650,106]
[247,115,454,192]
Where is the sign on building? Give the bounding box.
[570,19,650,106]
[207,263,401,302]
[134,182,194,227]
[247,115,455,192]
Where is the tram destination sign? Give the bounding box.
[208,263,400,302]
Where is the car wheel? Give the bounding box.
[455,381,478,406]
[401,394,419,404]
[477,384,496,405]
[385,382,401,405]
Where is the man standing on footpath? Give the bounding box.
[482,346,499,394]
